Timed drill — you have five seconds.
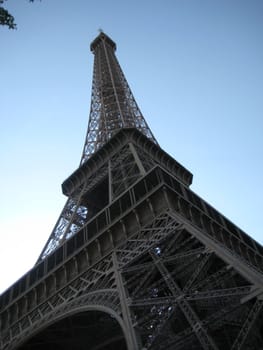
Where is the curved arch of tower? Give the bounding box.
[16,304,129,350]
[0,32,263,350]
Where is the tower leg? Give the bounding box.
[112,252,141,350]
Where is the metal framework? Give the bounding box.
[0,32,263,350]
[37,32,158,261]
[81,32,157,163]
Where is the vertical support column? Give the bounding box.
[112,252,140,350]
[128,143,146,176]
[108,159,113,203]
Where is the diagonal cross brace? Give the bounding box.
[231,299,263,350]
[150,251,219,350]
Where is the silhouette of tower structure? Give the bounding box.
[1,32,263,350]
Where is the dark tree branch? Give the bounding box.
[0,0,40,29]
[0,1,16,29]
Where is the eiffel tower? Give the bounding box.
[1,32,263,350]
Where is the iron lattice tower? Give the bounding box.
[37,33,157,260]
[1,32,263,350]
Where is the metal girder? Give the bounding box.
[130,287,251,307]
[149,251,219,350]
[230,299,263,350]
[183,251,212,291]
[112,253,140,350]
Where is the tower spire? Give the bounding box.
[80,32,157,164]
[37,32,159,260]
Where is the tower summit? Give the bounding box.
[81,31,157,165]
[1,32,263,350]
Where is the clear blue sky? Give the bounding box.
[1,0,262,293]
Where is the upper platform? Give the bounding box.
[90,32,117,52]
[62,128,193,198]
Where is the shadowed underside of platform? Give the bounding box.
[19,311,126,350]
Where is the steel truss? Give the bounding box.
[1,164,263,349]
[37,126,191,261]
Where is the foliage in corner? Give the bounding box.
[0,0,38,29]
[0,0,16,29]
